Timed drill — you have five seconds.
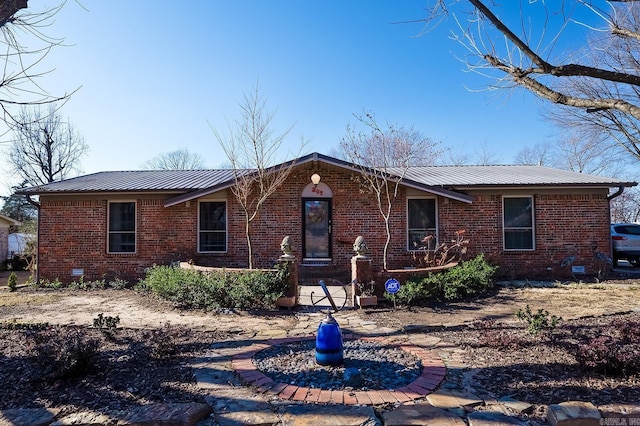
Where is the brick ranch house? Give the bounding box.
[18,152,637,284]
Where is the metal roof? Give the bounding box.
[17,154,636,204]
[17,169,242,194]
[396,165,636,188]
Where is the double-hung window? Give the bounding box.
[503,196,534,250]
[199,201,227,252]
[407,198,437,250]
[108,201,136,253]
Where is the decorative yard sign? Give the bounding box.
[385,278,400,294]
[385,278,400,309]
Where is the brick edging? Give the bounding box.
[231,334,446,405]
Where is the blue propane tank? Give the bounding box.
[315,312,344,366]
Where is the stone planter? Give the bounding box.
[276,296,296,308]
[356,295,377,308]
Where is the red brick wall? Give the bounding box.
[36,167,613,283]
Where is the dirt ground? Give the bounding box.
[1,270,640,330]
[1,269,640,418]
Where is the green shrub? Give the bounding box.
[108,278,129,289]
[93,313,120,338]
[69,276,107,290]
[138,264,289,310]
[7,271,17,292]
[516,305,561,335]
[32,278,64,289]
[391,254,497,306]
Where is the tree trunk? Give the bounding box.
[383,217,391,271]
[245,218,253,269]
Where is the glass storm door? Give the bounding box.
[303,199,332,259]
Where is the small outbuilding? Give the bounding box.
[0,213,20,262]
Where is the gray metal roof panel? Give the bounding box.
[17,157,636,197]
[18,169,242,194]
[396,165,635,187]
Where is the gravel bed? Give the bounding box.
[253,339,422,390]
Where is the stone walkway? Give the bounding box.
[187,310,639,426]
[186,310,535,426]
[2,308,639,426]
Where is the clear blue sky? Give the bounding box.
[1,1,570,196]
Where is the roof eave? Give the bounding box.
[448,182,638,191]
[164,182,235,207]
[164,153,476,206]
[401,180,474,203]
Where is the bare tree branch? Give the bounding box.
[0,1,75,130]
[211,82,308,269]
[340,112,440,270]
[8,104,88,186]
[142,148,206,170]
[424,0,640,162]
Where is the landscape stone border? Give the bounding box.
[231,333,446,405]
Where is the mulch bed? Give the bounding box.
[430,311,640,406]
[0,324,230,416]
[0,311,638,417]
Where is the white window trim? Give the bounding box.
[406,197,438,252]
[502,195,535,251]
[107,200,137,254]
[197,200,228,253]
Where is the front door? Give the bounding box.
[303,199,332,259]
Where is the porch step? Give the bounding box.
[297,284,353,308]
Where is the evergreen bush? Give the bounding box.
[138,264,289,310]
[7,271,17,292]
[390,254,497,306]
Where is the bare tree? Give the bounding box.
[212,83,307,269]
[556,133,629,175]
[473,141,501,165]
[8,104,88,186]
[611,186,640,222]
[423,1,640,162]
[438,146,471,165]
[514,133,628,174]
[142,148,206,170]
[513,142,555,166]
[513,128,636,223]
[0,1,73,129]
[340,113,439,270]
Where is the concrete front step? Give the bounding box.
[297,284,352,308]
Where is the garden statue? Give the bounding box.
[280,235,294,259]
[353,236,368,258]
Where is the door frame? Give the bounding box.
[302,198,332,261]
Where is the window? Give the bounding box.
[503,196,534,250]
[407,198,437,250]
[108,202,136,253]
[199,201,227,252]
